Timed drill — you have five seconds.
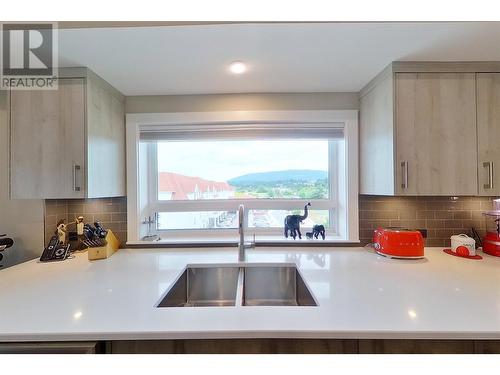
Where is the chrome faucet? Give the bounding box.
[238,204,254,262]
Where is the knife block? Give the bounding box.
[87,230,120,261]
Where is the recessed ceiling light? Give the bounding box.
[229,61,247,74]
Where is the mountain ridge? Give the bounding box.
[228,169,327,186]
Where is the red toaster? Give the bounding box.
[483,231,500,257]
[372,228,424,259]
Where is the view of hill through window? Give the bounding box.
[156,140,331,230]
[157,140,329,200]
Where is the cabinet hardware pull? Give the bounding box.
[73,163,81,192]
[483,161,494,189]
[401,161,408,189]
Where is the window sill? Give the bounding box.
[126,237,360,248]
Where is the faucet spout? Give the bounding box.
[238,204,255,262]
[238,204,245,262]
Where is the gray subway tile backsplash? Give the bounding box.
[359,195,496,247]
[44,195,496,249]
[44,197,127,245]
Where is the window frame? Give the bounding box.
[148,139,339,236]
[126,110,359,244]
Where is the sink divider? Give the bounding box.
[235,267,245,307]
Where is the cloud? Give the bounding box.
[157,140,330,181]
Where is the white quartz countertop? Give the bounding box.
[1,246,500,341]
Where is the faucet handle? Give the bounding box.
[244,234,256,249]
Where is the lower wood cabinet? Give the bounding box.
[107,339,500,354]
[358,339,474,354]
[359,339,500,354]
[0,341,100,354]
[109,339,358,354]
[474,340,500,354]
[1,339,499,354]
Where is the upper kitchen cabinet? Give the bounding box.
[359,66,395,195]
[395,72,477,196]
[359,62,498,196]
[10,68,126,199]
[476,73,500,196]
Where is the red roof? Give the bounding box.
[158,172,234,200]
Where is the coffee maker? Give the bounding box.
[482,199,500,257]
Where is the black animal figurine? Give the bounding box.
[306,224,326,240]
[284,202,311,240]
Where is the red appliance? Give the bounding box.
[372,228,424,259]
[481,232,500,257]
[482,199,500,257]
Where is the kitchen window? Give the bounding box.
[126,111,359,243]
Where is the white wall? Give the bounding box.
[0,91,45,269]
[126,92,359,113]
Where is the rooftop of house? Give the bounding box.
[158,172,234,200]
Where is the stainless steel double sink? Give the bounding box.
[157,263,317,307]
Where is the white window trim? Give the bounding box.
[126,110,359,244]
[147,140,339,237]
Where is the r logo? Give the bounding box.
[1,22,58,89]
[2,23,54,76]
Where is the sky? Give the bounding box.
[157,140,331,182]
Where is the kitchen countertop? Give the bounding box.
[1,246,499,342]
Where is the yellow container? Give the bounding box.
[87,230,120,261]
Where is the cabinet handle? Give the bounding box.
[401,161,408,189]
[73,163,81,192]
[483,161,494,189]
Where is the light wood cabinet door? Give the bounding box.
[359,71,395,195]
[477,73,500,196]
[86,75,126,198]
[395,73,478,195]
[10,78,86,199]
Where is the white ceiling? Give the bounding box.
[58,22,500,96]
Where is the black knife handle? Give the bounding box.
[0,237,14,249]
